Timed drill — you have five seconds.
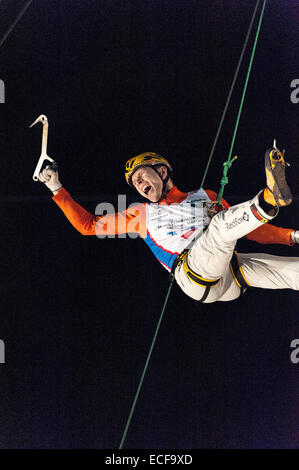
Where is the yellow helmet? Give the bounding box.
[125,152,172,187]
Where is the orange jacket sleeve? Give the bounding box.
[245,224,294,246]
[52,188,146,237]
[205,189,294,246]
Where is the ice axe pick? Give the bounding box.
[30,114,58,181]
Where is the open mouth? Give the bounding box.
[143,185,151,195]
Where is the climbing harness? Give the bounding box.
[171,248,250,303]
[119,0,267,449]
[229,250,251,294]
[180,250,219,302]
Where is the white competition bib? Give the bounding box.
[144,188,212,270]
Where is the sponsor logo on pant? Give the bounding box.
[225,212,249,230]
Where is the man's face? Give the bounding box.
[131,166,167,202]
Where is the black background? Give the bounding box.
[0,0,298,449]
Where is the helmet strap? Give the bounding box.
[151,166,171,203]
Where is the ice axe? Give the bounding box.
[30,114,58,181]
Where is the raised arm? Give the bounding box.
[39,166,145,237]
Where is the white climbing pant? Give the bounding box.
[174,191,299,303]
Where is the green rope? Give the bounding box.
[119,276,175,449]
[200,0,261,189]
[217,156,238,204]
[217,0,267,204]
[119,0,267,449]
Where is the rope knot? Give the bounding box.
[220,176,229,186]
[217,155,238,204]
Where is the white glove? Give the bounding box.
[291,230,299,244]
[39,165,62,193]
